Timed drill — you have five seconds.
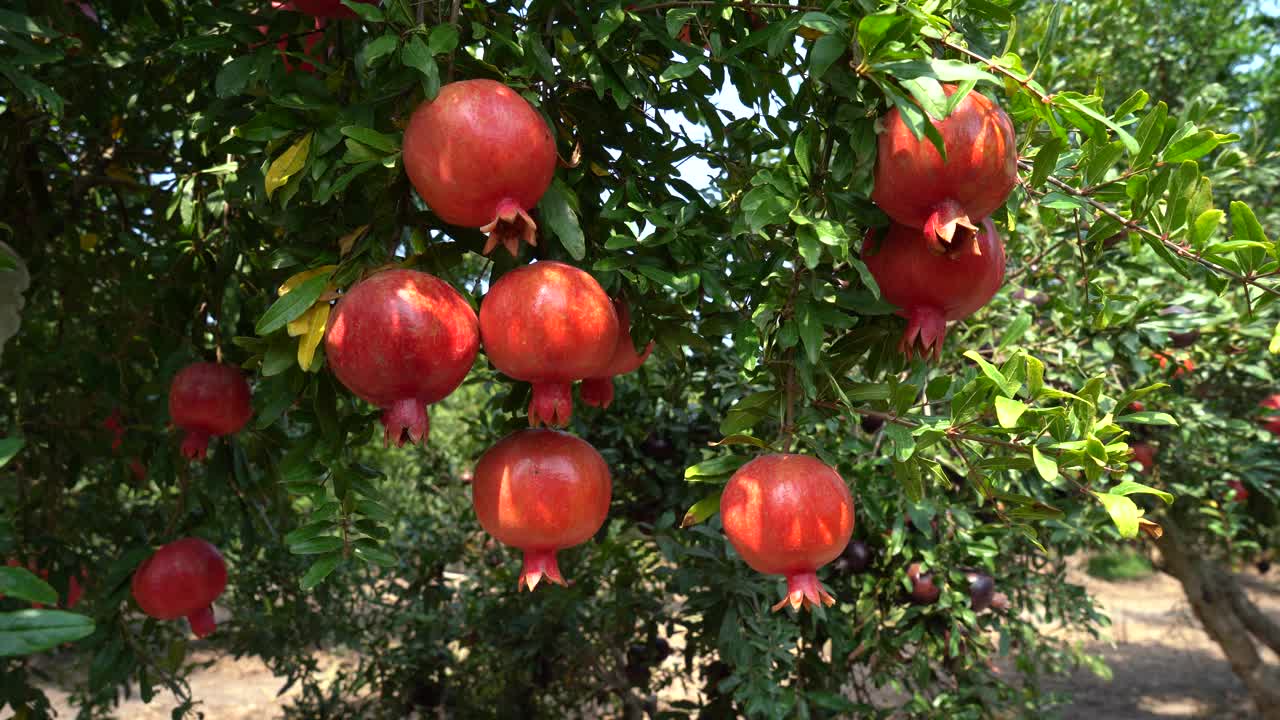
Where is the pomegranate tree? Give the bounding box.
[479,261,619,427]
[580,300,653,409]
[470,429,612,591]
[169,362,253,461]
[862,220,1006,361]
[325,269,479,447]
[720,454,854,611]
[131,538,227,638]
[872,85,1017,254]
[402,79,557,256]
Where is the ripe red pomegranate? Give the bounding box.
[862,220,1006,360]
[1259,394,1280,436]
[1131,442,1156,474]
[872,85,1017,254]
[1227,480,1249,503]
[291,0,377,18]
[402,80,556,256]
[580,301,654,409]
[169,363,253,461]
[131,538,227,638]
[720,454,854,611]
[479,261,619,427]
[325,269,479,447]
[471,430,612,591]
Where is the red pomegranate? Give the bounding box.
[720,454,855,612]
[402,79,557,256]
[862,220,1006,361]
[1259,394,1280,436]
[1131,442,1156,474]
[131,538,227,638]
[1227,480,1249,503]
[325,269,479,447]
[1154,352,1195,378]
[580,300,654,409]
[169,363,253,461]
[872,85,1017,254]
[290,0,377,18]
[471,430,612,591]
[479,261,619,427]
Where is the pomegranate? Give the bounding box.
[402,80,556,256]
[479,261,619,427]
[1227,480,1249,503]
[471,429,612,591]
[907,563,941,605]
[169,363,253,461]
[720,454,854,611]
[1259,394,1280,436]
[325,269,479,447]
[1154,352,1195,378]
[290,0,377,18]
[580,300,654,409]
[131,538,227,638]
[1131,442,1156,474]
[862,220,1006,360]
[872,85,1017,254]
[102,407,125,452]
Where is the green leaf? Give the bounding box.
[1163,129,1239,164]
[1108,481,1174,505]
[1229,201,1269,247]
[0,567,58,605]
[593,5,625,44]
[285,520,334,546]
[1054,95,1140,154]
[255,272,332,336]
[364,33,399,67]
[352,541,397,567]
[1190,209,1224,249]
[0,610,95,657]
[685,455,748,481]
[215,55,254,98]
[665,8,698,37]
[339,125,399,154]
[1116,411,1177,426]
[539,182,586,260]
[0,437,23,468]
[1029,136,1064,189]
[300,553,342,591]
[659,57,706,83]
[1092,492,1139,539]
[681,493,721,528]
[400,37,440,98]
[809,34,846,80]
[798,302,823,364]
[0,10,60,38]
[1031,446,1058,483]
[427,24,459,55]
[796,226,821,269]
[994,396,1027,428]
[799,12,842,35]
[342,0,384,21]
[289,536,344,555]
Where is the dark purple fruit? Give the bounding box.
[641,432,676,461]
[835,540,872,573]
[860,415,884,434]
[966,571,995,612]
[907,563,940,605]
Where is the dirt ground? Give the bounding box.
[24,561,1280,719]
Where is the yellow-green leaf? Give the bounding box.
[265,132,313,199]
[681,493,721,528]
[298,303,330,371]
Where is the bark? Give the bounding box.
[1157,515,1280,720]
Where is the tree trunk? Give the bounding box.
[1157,515,1280,719]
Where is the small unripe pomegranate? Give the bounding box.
[862,220,1006,361]
[403,80,557,256]
[131,538,227,638]
[471,430,612,591]
[720,454,855,611]
[325,269,480,447]
[169,363,253,461]
[872,85,1017,254]
[580,300,654,409]
[479,261,619,427]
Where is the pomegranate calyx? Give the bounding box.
[579,377,616,409]
[518,549,567,592]
[771,571,836,612]
[481,199,539,257]
[188,605,216,638]
[529,382,573,428]
[180,430,212,461]
[381,398,430,448]
[923,199,978,255]
[900,305,948,362]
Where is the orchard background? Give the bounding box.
[2,0,1280,718]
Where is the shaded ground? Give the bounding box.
[19,563,1280,719]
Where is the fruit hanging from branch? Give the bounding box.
[720,454,855,612]
[966,571,996,612]
[1131,442,1156,474]
[325,269,480,447]
[131,538,228,638]
[872,85,1017,255]
[470,429,612,591]
[907,563,941,605]
[580,300,654,409]
[862,220,1006,361]
[479,261,619,427]
[402,79,557,256]
[168,363,253,461]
